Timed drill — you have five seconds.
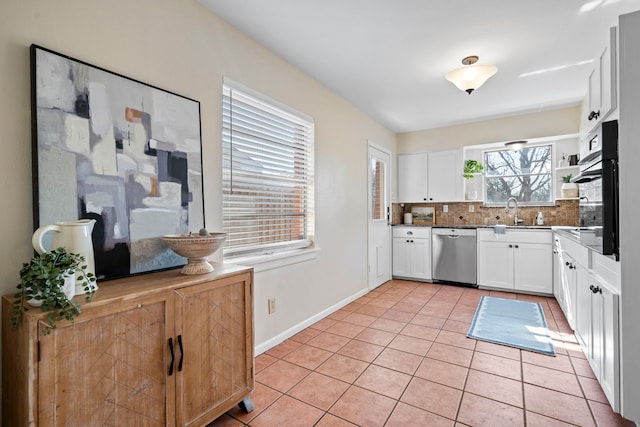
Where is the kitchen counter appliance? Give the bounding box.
[432,228,477,286]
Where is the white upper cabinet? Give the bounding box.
[427,149,463,202]
[398,149,463,203]
[398,152,428,202]
[585,27,617,133]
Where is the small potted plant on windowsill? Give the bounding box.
[463,160,484,200]
[11,247,97,335]
[561,174,579,198]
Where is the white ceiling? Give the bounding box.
[199,0,640,133]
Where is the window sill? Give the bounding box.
[224,247,320,273]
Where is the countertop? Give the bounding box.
[392,224,554,230]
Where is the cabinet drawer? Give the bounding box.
[393,226,431,239]
[591,251,621,293]
[477,228,551,244]
[557,234,589,267]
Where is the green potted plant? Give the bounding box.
[463,159,484,200]
[463,159,484,179]
[11,247,97,335]
[561,174,579,198]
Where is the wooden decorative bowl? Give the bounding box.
[162,232,227,275]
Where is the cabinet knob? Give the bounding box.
[514,245,519,249]
[590,285,602,294]
[565,261,570,266]
[588,110,600,121]
[508,244,513,248]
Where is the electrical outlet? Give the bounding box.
[469,205,475,213]
[443,205,448,212]
[268,298,276,314]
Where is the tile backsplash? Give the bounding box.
[392,199,579,227]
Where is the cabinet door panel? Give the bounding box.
[599,283,620,411]
[409,238,431,280]
[478,241,512,289]
[38,298,171,427]
[174,273,254,426]
[398,153,428,202]
[575,265,591,351]
[560,254,578,330]
[427,149,462,202]
[553,242,564,307]
[392,238,410,277]
[514,243,552,294]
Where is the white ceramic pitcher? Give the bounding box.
[32,219,97,295]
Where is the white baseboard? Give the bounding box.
[254,287,370,355]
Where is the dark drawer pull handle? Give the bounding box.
[178,335,184,372]
[168,337,175,376]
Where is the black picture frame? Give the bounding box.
[30,44,205,281]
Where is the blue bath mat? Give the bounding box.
[467,296,555,356]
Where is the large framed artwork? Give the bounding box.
[31,45,205,281]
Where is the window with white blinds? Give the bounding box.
[222,80,315,259]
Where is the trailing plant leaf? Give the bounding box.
[12,247,96,335]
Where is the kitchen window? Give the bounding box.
[222,79,315,260]
[484,144,553,205]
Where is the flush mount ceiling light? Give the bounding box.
[505,140,528,151]
[445,55,498,94]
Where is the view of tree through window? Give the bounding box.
[484,145,553,204]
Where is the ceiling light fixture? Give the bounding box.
[445,55,498,94]
[505,140,528,151]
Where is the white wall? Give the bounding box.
[0,0,395,355]
[397,106,581,153]
[618,10,640,423]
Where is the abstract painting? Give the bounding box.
[31,45,204,280]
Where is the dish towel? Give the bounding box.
[494,224,507,235]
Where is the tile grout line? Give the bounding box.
[236,281,615,427]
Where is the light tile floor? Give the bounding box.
[209,280,634,427]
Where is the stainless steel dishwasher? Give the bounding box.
[431,228,477,286]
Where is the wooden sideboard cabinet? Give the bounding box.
[1,263,254,427]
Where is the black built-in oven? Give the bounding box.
[572,120,619,260]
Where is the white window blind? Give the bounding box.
[222,81,315,259]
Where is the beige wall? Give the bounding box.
[397,105,581,153]
[0,0,395,353]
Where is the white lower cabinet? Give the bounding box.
[392,226,431,281]
[553,232,620,412]
[477,229,552,294]
[553,234,589,330]
[584,273,620,411]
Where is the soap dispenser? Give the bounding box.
[536,211,544,225]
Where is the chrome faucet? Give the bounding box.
[504,196,522,225]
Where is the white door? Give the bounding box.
[368,143,391,290]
